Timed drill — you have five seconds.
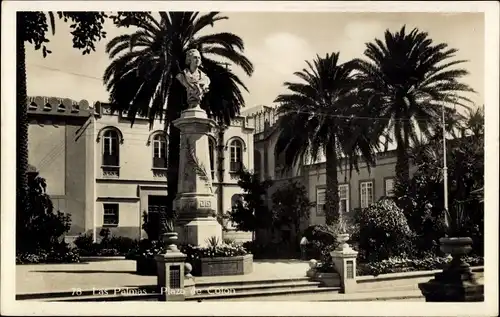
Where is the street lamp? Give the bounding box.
[442,103,449,214]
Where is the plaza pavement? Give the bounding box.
[16,258,483,301]
[16,258,310,295]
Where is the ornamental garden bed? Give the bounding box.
[127,238,253,277]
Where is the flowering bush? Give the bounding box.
[125,240,164,260]
[352,198,415,262]
[16,244,81,264]
[357,255,484,276]
[74,233,139,256]
[180,242,248,261]
[302,224,340,268]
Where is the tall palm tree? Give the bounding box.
[354,25,475,186]
[274,53,380,225]
[103,12,253,233]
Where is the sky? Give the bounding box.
[25,12,485,113]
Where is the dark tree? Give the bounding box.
[229,169,274,236]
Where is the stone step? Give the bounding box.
[193,276,314,288]
[188,285,341,301]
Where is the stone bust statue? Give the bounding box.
[176,49,211,109]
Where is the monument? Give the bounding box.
[172,48,222,246]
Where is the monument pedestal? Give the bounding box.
[173,107,222,247]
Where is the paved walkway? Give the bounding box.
[17,258,309,295]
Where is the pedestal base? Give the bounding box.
[331,244,358,294]
[418,270,484,302]
[177,217,222,247]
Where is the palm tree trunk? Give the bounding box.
[395,119,410,186]
[16,13,29,248]
[325,137,340,226]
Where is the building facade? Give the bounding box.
[27,97,254,241]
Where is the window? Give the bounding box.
[385,178,395,197]
[229,139,243,172]
[102,130,119,166]
[148,195,166,228]
[316,187,325,216]
[360,181,374,209]
[339,184,349,214]
[209,138,216,179]
[103,203,119,226]
[152,134,167,168]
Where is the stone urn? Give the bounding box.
[336,233,350,251]
[439,237,473,274]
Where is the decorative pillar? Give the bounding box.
[172,106,222,246]
[155,234,187,301]
[330,233,358,293]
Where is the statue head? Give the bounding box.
[185,49,202,69]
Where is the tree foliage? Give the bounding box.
[274,52,380,225]
[271,180,313,233]
[18,170,72,253]
[352,198,415,262]
[21,11,109,57]
[395,106,484,254]
[354,25,475,185]
[229,169,273,232]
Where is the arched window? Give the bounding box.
[229,139,243,172]
[102,130,120,166]
[152,134,167,168]
[208,138,216,179]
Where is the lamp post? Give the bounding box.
[442,103,449,215]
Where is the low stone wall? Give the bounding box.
[356,266,484,293]
[223,230,253,243]
[197,254,253,276]
[312,272,341,287]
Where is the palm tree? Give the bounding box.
[103,12,253,233]
[354,25,475,186]
[274,53,380,225]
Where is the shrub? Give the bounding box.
[125,239,163,260]
[357,255,484,276]
[222,237,236,245]
[74,234,96,253]
[353,198,415,262]
[74,233,138,256]
[16,242,81,264]
[107,236,138,254]
[17,171,72,254]
[301,224,340,269]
